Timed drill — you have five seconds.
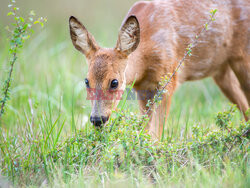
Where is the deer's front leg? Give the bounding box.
[137,91,173,139]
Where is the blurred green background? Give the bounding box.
[0,0,239,136]
[0,0,138,47]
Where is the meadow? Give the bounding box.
[0,0,249,187]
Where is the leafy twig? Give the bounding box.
[0,0,46,120]
[145,9,217,115]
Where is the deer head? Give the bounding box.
[69,15,140,127]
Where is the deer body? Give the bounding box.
[70,0,250,138]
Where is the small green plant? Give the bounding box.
[0,105,248,186]
[0,0,46,119]
[216,104,237,129]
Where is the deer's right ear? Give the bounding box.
[69,16,99,56]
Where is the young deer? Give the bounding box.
[69,0,250,138]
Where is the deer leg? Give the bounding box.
[213,64,249,120]
[137,91,172,139]
[229,58,250,105]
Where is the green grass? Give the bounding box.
[0,3,249,187]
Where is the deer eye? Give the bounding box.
[85,78,90,88]
[110,79,119,89]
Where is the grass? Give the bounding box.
[0,2,249,187]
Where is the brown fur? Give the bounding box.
[70,0,250,138]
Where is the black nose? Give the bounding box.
[90,116,108,127]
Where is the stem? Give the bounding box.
[0,51,17,119]
[0,3,20,120]
[146,16,215,115]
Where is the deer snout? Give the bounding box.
[90,116,109,127]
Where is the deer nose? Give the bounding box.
[90,116,108,127]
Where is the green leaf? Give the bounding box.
[19,17,24,22]
[23,24,28,30]
[29,28,34,33]
[213,9,217,15]
[7,12,14,16]
[39,22,44,28]
[11,23,17,27]
[147,156,154,163]
[205,23,208,30]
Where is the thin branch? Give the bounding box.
[0,47,18,119]
[145,13,216,115]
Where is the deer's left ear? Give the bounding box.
[116,15,140,56]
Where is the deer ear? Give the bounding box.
[69,16,99,56]
[116,15,140,56]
